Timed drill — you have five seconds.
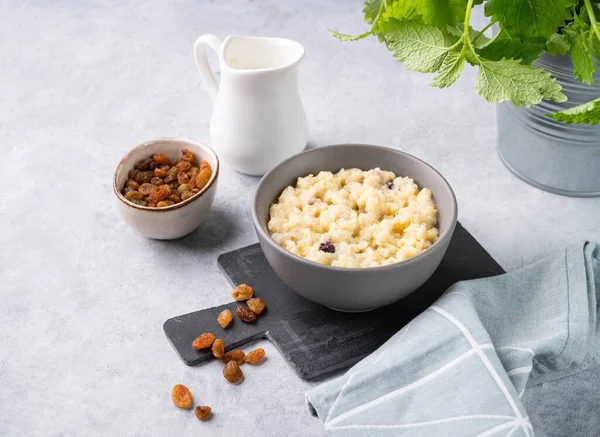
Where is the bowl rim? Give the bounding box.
[113,137,219,212]
[252,143,458,273]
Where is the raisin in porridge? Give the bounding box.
[267,168,439,268]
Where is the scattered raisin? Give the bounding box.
[195,405,211,421]
[319,241,335,253]
[217,309,233,328]
[244,348,266,365]
[246,298,266,315]
[192,333,215,350]
[152,153,170,165]
[134,158,153,170]
[223,361,243,384]
[171,384,193,409]
[236,305,257,324]
[222,349,245,364]
[212,338,224,359]
[232,284,253,301]
[138,183,158,195]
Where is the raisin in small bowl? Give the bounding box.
[113,138,219,240]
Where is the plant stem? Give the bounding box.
[463,0,482,64]
[472,22,494,45]
[584,0,600,43]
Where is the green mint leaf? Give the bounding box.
[546,33,570,56]
[548,96,600,124]
[484,0,575,40]
[476,29,543,64]
[475,58,566,106]
[414,0,467,26]
[363,0,382,24]
[563,21,595,84]
[380,0,418,22]
[329,29,372,42]
[430,51,466,88]
[386,22,458,72]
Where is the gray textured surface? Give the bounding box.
[1,1,600,436]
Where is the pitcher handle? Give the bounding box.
[194,34,222,102]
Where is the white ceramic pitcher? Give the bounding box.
[194,34,308,176]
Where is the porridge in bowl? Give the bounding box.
[267,168,439,268]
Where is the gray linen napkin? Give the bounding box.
[306,242,600,437]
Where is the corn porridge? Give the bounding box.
[267,168,439,268]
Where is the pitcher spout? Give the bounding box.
[221,36,304,72]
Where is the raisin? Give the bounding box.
[176,161,192,172]
[135,170,153,184]
[244,348,266,364]
[134,158,153,171]
[147,189,169,204]
[152,153,170,165]
[156,200,174,207]
[223,361,243,384]
[171,384,193,409]
[123,187,134,195]
[192,333,215,350]
[212,338,224,359]
[177,183,190,194]
[236,305,257,324]
[181,149,196,164]
[195,405,211,421]
[319,241,335,253]
[217,309,233,328]
[159,184,172,194]
[150,176,163,186]
[191,188,200,193]
[246,298,266,315]
[154,167,169,178]
[130,199,147,206]
[232,284,253,301]
[180,190,195,201]
[124,190,145,201]
[125,179,139,189]
[222,349,245,364]
[387,181,394,189]
[149,161,158,170]
[169,194,181,203]
[177,171,190,184]
[138,183,158,195]
[196,162,212,191]
[128,169,140,180]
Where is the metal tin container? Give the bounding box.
[497,52,600,197]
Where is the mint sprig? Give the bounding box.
[331,0,600,124]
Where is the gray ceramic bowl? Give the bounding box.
[252,144,457,312]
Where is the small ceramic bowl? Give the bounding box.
[114,138,219,240]
[252,144,457,312]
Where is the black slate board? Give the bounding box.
[163,222,504,379]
